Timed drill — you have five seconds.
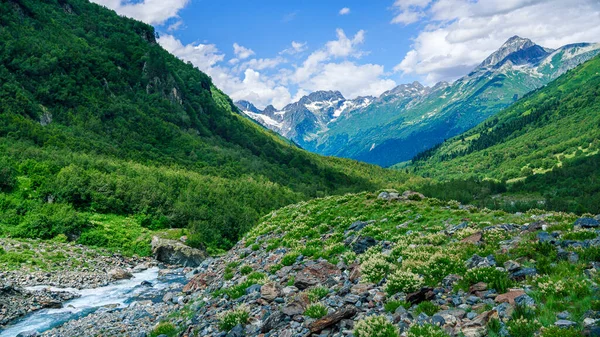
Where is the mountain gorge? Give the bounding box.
[240,36,600,167]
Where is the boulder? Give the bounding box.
[347,221,368,232]
[261,311,284,333]
[555,320,577,328]
[151,237,206,267]
[108,268,133,280]
[510,267,537,281]
[406,287,435,305]
[260,283,280,302]
[495,289,526,305]
[461,232,483,244]
[351,236,377,254]
[294,261,340,290]
[575,218,600,229]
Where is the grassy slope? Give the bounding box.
[0,0,412,254]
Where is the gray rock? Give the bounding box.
[16,332,38,337]
[503,260,521,272]
[514,294,535,307]
[151,237,206,267]
[575,218,600,228]
[557,311,571,320]
[465,254,496,269]
[555,320,577,328]
[466,312,478,320]
[510,268,537,281]
[431,315,445,327]
[348,221,368,232]
[261,311,284,333]
[226,324,244,337]
[351,236,378,254]
[245,284,262,295]
[537,231,558,244]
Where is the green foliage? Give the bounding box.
[307,287,329,303]
[354,316,399,337]
[414,301,439,317]
[384,300,410,313]
[411,55,600,215]
[0,0,411,252]
[459,267,512,293]
[240,265,253,275]
[281,252,300,266]
[219,308,249,332]
[385,269,424,295]
[304,304,328,319]
[506,317,541,337]
[150,322,177,337]
[406,324,450,337]
[541,326,582,337]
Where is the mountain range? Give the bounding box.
[237,36,600,167]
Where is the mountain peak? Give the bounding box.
[479,36,537,69]
[303,90,345,103]
[235,100,260,114]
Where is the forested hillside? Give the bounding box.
[408,55,600,213]
[0,0,410,253]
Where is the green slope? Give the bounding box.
[0,0,410,253]
[408,55,600,213]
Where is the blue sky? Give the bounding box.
[92,0,600,109]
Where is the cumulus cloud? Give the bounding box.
[393,0,600,83]
[90,0,190,25]
[281,41,308,55]
[339,7,351,15]
[233,43,255,60]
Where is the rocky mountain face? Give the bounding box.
[239,37,600,167]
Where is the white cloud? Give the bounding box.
[90,0,190,25]
[281,41,308,55]
[233,43,255,60]
[394,0,600,83]
[339,7,351,15]
[159,29,396,110]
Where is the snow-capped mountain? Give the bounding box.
[238,36,600,167]
[235,91,375,148]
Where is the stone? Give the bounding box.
[495,290,526,305]
[465,254,496,269]
[183,272,217,293]
[308,305,357,334]
[348,221,368,232]
[406,287,435,305]
[514,294,535,307]
[260,283,280,302]
[469,282,487,293]
[151,237,206,267]
[503,260,521,272]
[16,331,38,337]
[294,261,340,290]
[557,311,571,320]
[402,191,425,200]
[108,268,133,280]
[351,237,377,254]
[261,311,285,333]
[162,292,175,303]
[575,218,600,229]
[245,284,262,295]
[537,231,558,244]
[226,324,244,337]
[510,268,537,281]
[555,320,577,328]
[461,232,483,244]
[442,274,462,287]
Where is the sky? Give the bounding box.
[91,0,600,109]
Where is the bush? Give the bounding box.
[361,253,395,284]
[219,307,250,331]
[460,267,512,293]
[406,324,450,337]
[541,326,582,337]
[150,322,177,337]
[385,270,424,295]
[240,265,253,275]
[307,287,329,303]
[506,318,541,337]
[304,304,328,319]
[414,301,439,316]
[13,203,91,240]
[354,316,399,337]
[281,252,300,266]
[384,300,410,313]
[0,161,17,192]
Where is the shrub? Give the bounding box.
[219,307,250,331]
[246,272,266,283]
[307,287,329,303]
[304,304,328,319]
[385,270,424,295]
[150,322,177,337]
[240,265,253,275]
[361,253,395,284]
[384,300,410,313]
[541,326,582,337]
[406,324,450,337]
[487,318,502,336]
[251,243,260,251]
[414,301,439,316]
[506,318,541,337]
[461,267,511,293]
[281,252,300,266]
[0,161,17,192]
[354,316,399,337]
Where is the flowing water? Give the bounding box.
[0,267,187,337]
